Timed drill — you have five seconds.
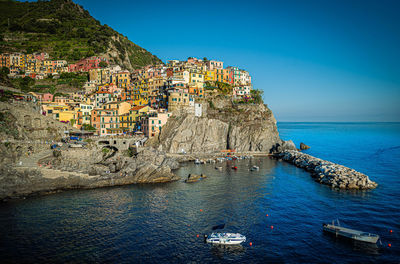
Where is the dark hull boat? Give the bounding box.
[323,220,379,244]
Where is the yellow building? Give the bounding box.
[59,110,77,123]
[204,70,216,82]
[102,101,131,116]
[189,69,204,89]
[132,80,149,106]
[0,53,10,68]
[115,71,131,88]
[120,105,153,130]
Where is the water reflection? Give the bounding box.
[209,244,246,259]
[322,232,382,255]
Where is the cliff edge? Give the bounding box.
[153,96,282,154]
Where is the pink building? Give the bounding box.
[42,93,54,102]
[98,109,122,136]
[206,60,224,70]
[34,52,49,61]
[69,57,108,72]
[141,111,171,138]
[187,57,200,64]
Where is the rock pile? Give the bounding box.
[276,150,377,190]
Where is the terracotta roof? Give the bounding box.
[130,106,146,111]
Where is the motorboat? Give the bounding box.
[205,233,246,245]
[250,165,259,171]
[323,220,379,244]
[194,159,201,164]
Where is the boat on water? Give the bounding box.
[194,159,201,164]
[250,165,259,171]
[205,233,246,245]
[323,220,379,244]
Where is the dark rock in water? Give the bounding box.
[185,173,207,183]
[270,140,297,153]
[300,143,310,150]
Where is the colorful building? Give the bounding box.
[69,56,108,72]
[141,111,171,138]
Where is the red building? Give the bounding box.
[69,57,108,72]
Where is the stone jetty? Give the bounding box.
[276,150,377,190]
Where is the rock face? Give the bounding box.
[156,98,281,153]
[0,101,73,141]
[270,140,298,153]
[275,150,377,190]
[0,146,180,201]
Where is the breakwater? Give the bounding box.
[275,150,378,190]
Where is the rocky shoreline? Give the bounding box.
[275,150,378,190]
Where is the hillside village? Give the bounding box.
[0,52,257,138]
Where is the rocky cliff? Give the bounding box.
[0,147,180,201]
[154,96,282,153]
[0,100,180,200]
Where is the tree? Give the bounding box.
[250,89,264,104]
[0,67,10,76]
[99,61,108,68]
[203,57,208,62]
[82,124,96,131]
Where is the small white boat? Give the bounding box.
[250,165,259,171]
[323,220,379,244]
[205,233,246,245]
[194,159,201,164]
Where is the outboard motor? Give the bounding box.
[203,234,208,243]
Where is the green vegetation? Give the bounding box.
[10,76,35,92]
[99,61,108,68]
[204,81,232,95]
[250,89,263,104]
[0,0,162,69]
[0,89,14,102]
[124,147,136,157]
[216,81,233,95]
[102,147,110,154]
[9,71,88,94]
[82,123,95,131]
[204,81,217,90]
[208,100,215,109]
[0,66,13,87]
[57,72,88,87]
[233,89,264,105]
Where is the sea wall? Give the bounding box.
[276,150,378,190]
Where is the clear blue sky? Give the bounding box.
[73,0,400,121]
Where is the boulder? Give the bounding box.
[185,173,207,183]
[300,142,310,150]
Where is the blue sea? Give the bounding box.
[0,122,399,263]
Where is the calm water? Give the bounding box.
[0,122,399,263]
